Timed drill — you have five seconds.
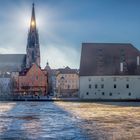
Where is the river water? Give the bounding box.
[1,101,140,140]
[0,102,87,140]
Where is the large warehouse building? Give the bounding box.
[79,43,140,100]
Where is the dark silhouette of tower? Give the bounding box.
[26,3,40,68]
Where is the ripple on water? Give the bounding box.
[0,102,87,140]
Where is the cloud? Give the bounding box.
[0,2,81,69]
[0,47,20,54]
[41,44,80,69]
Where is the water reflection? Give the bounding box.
[0,102,86,140]
[0,102,17,134]
[2,101,139,139]
[0,102,16,112]
[55,102,140,140]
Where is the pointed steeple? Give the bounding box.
[30,3,36,30]
[26,3,40,68]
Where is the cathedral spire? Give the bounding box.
[26,3,40,68]
[30,3,36,30]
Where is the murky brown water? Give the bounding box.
[56,102,140,140]
[0,101,140,140]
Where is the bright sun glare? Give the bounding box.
[31,20,35,27]
[17,8,42,31]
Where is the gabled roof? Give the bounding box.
[19,63,46,76]
[80,43,140,76]
[57,66,79,75]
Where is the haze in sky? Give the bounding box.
[0,0,140,68]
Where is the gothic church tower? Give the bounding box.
[26,3,40,68]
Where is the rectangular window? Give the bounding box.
[89,84,91,89]
[126,84,129,88]
[113,77,116,81]
[126,77,129,81]
[101,78,104,81]
[88,78,91,81]
[102,92,105,95]
[95,84,98,89]
[114,84,116,88]
[101,84,104,88]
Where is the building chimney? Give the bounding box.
[137,56,140,66]
[120,62,123,72]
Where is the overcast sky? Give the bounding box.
[0,0,140,69]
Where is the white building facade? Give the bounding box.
[79,43,140,100]
[80,76,140,100]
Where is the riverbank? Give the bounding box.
[11,98,140,102]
